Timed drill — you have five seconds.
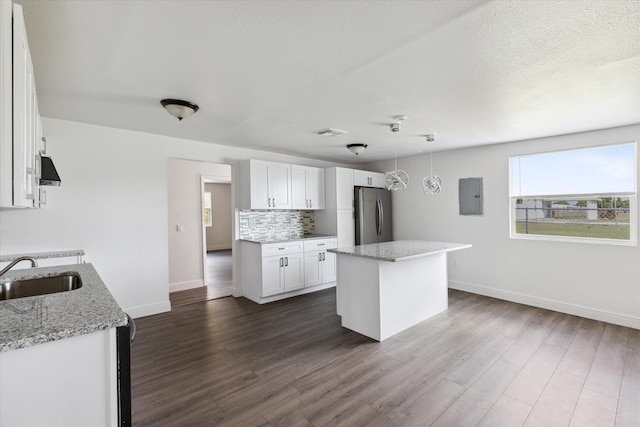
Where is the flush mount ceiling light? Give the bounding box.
[384,115,410,191]
[346,143,368,155]
[160,99,199,121]
[314,128,347,137]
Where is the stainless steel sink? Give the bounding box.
[0,273,82,300]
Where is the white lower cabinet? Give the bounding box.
[262,252,304,296]
[303,238,337,287]
[241,237,337,304]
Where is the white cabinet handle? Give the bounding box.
[279,257,283,267]
[318,253,322,261]
[284,257,288,267]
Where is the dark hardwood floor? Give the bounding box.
[170,250,233,307]
[132,288,640,426]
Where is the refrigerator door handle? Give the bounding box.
[375,199,380,236]
[378,199,384,236]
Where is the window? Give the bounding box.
[203,191,212,227]
[509,142,636,245]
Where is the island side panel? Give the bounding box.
[0,329,116,427]
[378,252,449,341]
[336,254,382,341]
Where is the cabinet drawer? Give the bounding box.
[261,241,304,257]
[303,238,337,251]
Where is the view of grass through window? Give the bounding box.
[515,196,630,240]
[510,143,636,243]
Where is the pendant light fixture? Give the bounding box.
[422,134,442,194]
[384,115,409,191]
[160,99,199,121]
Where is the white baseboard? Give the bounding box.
[169,279,204,293]
[449,280,640,330]
[125,300,171,319]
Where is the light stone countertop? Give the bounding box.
[328,240,472,262]
[0,249,85,263]
[0,263,127,352]
[240,234,337,244]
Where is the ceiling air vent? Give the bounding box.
[314,128,346,137]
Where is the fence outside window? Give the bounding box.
[514,198,631,240]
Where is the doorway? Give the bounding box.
[167,159,234,308]
[201,178,233,299]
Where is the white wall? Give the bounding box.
[0,118,343,317]
[368,124,640,328]
[204,183,232,251]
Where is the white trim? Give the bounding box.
[125,300,171,319]
[449,280,640,330]
[169,279,204,293]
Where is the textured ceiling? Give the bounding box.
[19,0,640,163]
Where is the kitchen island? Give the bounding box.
[328,240,471,341]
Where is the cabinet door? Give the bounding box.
[369,172,385,188]
[321,251,336,283]
[0,0,11,208]
[307,167,325,209]
[291,165,308,209]
[304,251,322,287]
[283,253,304,291]
[353,170,384,189]
[335,168,354,210]
[337,209,355,248]
[262,256,284,297]
[250,161,270,209]
[268,162,291,209]
[11,4,34,208]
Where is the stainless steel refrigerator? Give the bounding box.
[355,186,392,245]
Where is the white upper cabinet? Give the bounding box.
[0,0,11,208]
[0,2,43,208]
[292,165,325,210]
[353,170,385,188]
[335,167,354,210]
[241,159,291,209]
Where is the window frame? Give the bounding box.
[509,142,637,246]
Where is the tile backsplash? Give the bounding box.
[239,211,315,240]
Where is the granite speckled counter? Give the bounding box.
[328,240,472,261]
[0,263,127,352]
[240,233,336,244]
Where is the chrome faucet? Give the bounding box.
[0,256,39,278]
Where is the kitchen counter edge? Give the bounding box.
[240,234,337,244]
[328,240,472,262]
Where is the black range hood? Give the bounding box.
[40,156,61,186]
